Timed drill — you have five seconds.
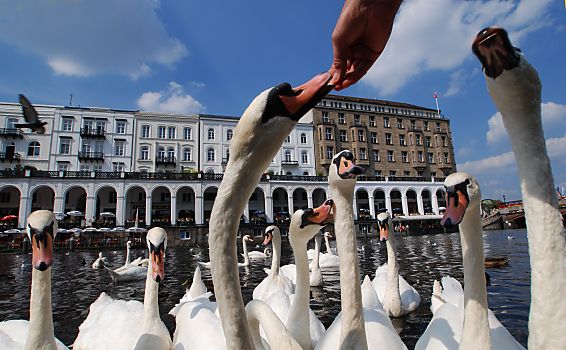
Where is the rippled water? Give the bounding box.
[0,229,529,349]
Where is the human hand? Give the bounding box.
[329,0,402,90]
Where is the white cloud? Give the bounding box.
[0,0,187,78]
[137,82,204,114]
[362,0,553,95]
[486,102,566,144]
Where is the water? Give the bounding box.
[0,229,530,349]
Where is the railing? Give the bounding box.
[0,152,21,161]
[78,151,104,161]
[281,160,299,166]
[155,156,176,165]
[0,128,24,138]
[0,169,25,177]
[95,172,121,179]
[80,128,106,138]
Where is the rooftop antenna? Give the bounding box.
[69,93,73,106]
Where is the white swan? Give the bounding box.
[310,233,340,268]
[248,233,272,259]
[415,173,524,350]
[106,262,147,283]
[372,212,421,317]
[473,27,566,349]
[73,227,172,350]
[309,232,323,287]
[199,235,253,268]
[92,252,110,269]
[307,232,336,259]
[207,72,332,348]
[254,226,294,300]
[0,210,68,350]
[315,150,406,350]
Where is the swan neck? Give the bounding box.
[25,268,57,350]
[246,300,301,350]
[459,204,490,349]
[242,238,250,266]
[331,185,368,349]
[324,235,332,253]
[288,237,312,350]
[143,261,160,329]
[125,244,131,265]
[312,236,321,265]
[384,234,401,316]
[270,233,281,274]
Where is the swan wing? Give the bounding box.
[372,263,388,301]
[0,319,68,350]
[398,274,421,312]
[171,300,226,350]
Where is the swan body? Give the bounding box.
[415,173,524,350]
[307,232,336,259]
[0,210,68,350]
[74,228,172,350]
[91,252,110,269]
[106,265,147,283]
[200,235,253,268]
[372,212,420,317]
[309,233,323,287]
[207,72,332,348]
[473,27,566,349]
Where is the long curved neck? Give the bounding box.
[487,62,566,349]
[270,234,282,274]
[142,260,160,331]
[125,245,131,265]
[312,236,321,267]
[25,268,57,350]
[324,235,332,253]
[287,236,312,350]
[242,239,250,266]
[459,204,490,350]
[383,232,401,316]
[331,183,368,349]
[246,300,302,350]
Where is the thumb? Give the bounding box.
[329,57,346,86]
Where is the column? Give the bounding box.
[18,196,29,228]
[417,193,424,215]
[53,196,64,215]
[85,196,96,225]
[287,190,293,213]
[170,195,177,226]
[145,195,152,226]
[243,202,250,223]
[115,196,125,227]
[195,195,203,225]
[368,194,376,219]
[432,192,439,215]
[307,193,313,209]
[386,195,392,216]
[264,195,274,223]
[401,193,408,216]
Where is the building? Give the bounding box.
[305,94,457,178]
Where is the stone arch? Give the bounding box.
[151,186,171,226]
[406,189,419,215]
[203,186,218,224]
[272,187,289,223]
[125,185,146,227]
[248,188,266,224]
[389,189,403,216]
[30,185,55,212]
[421,189,433,214]
[312,188,327,207]
[176,186,196,226]
[373,188,386,213]
[355,188,370,220]
[292,187,308,211]
[0,186,21,224]
[95,186,118,224]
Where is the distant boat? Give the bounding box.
[485,257,509,268]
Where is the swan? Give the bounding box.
[415,173,524,350]
[248,232,272,259]
[372,212,421,317]
[207,72,333,348]
[309,232,323,287]
[254,226,294,300]
[315,150,406,350]
[473,27,566,349]
[92,252,110,269]
[307,231,336,259]
[0,210,68,350]
[199,235,254,268]
[106,262,147,283]
[73,227,172,350]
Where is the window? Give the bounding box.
[424,121,429,131]
[80,165,90,172]
[370,132,378,144]
[418,151,424,162]
[57,162,69,172]
[385,133,392,145]
[168,126,176,139]
[321,111,329,123]
[207,148,215,162]
[284,150,292,162]
[425,136,431,147]
[373,149,380,162]
[428,152,434,163]
[62,118,73,131]
[444,152,450,163]
[93,164,103,172]
[401,151,408,163]
[96,121,105,132]
[384,117,390,128]
[404,171,411,176]
[339,130,347,142]
[226,129,233,141]
[141,125,150,138]
[369,116,376,127]
[114,141,125,156]
[285,135,290,143]
[357,130,365,142]
[183,148,192,161]
[59,138,71,154]
[207,128,215,140]
[112,162,125,172]
[354,114,360,124]
[399,134,406,146]
[416,134,422,146]
[326,146,334,159]
[116,121,126,134]
[140,146,149,160]
[158,126,166,139]
[359,148,366,160]
[27,141,40,156]
[6,118,18,129]
[374,170,382,177]
[325,128,333,140]
[409,134,414,146]
[158,146,166,158]
[338,113,345,124]
[436,122,442,132]
[410,119,416,129]
[417,170,424,177]
[167,147,175,159]
[83,120,93,131]
[389,170,396,177]
[397,119,404,129]
[300,133,307,144]
[301,151,308,164]
[183,127,192,140]
[441,136,447,147]
[387,150,395,162]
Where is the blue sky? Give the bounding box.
[0,0,565,200]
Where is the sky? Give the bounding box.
[0,0,565,201]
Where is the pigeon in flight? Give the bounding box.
[14,94,47,134]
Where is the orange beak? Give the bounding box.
[31,233,53,271]
[151,250,165,283]
[441,190,469,227]
[279,72,333,118]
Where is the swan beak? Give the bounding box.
[302,199,334,227]
[279,72,333,119]
[441,189,469,227]
[335,151,365,179]
[151,250,165,283]
[472,27,520,79]
[263,232,273,245]
[378,221,389,242]
[31,230,54,271]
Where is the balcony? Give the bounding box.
[78,151,104,161]
[0,152,21,162]
[221,157,230,166]
[80,128,106,139]
[155,156,176,166]
[0,128,24,138]
[281,160,299,166]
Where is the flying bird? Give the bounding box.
[14,95,47,134]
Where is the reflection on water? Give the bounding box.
[0,229,529,349]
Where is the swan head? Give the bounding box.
[147,227,167,283]
[472,27,520,79]
[242,234,254,243]
[27,210,57,271]
[98,252,103,258]
[376,212,391,242]
[329,150,365,189]
[323,231,333,239]
[290,199,334,243]
[127,240,132,248]
[263,225,279,245]
[440,172,481,227]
